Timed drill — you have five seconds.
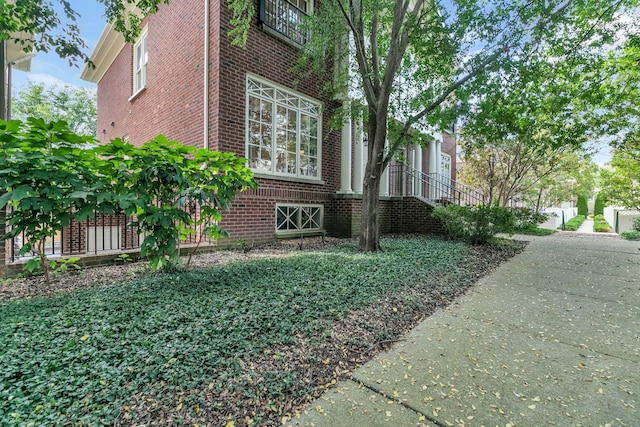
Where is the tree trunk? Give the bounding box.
[359,165,382,251]
[359,108,387,252]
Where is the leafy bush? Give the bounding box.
[96,136,256,270]
[512,207,549,231]
[621,231,640,240]
[577,194,588,216]
[633,217,640,232]
[432,204,515,244]
[0,119,110,282]
[0,119,256,274]
[594,192,605,216]
[593,214,612,232]
[561,214,585,231]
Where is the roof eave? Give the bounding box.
[80,22,126,83]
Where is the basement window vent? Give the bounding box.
[276,204,322,234]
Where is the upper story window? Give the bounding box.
[246,76,321,180]
[133,26,148,96]
[259,0,312,45]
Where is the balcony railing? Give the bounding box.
[260,0,309,45]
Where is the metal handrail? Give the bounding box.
[388,164,485,206]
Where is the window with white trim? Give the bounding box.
[247,76,321,179]
[276,204,322,233]
[133,27,148,95]
[440,153,451,179]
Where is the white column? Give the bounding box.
[379,140,389,197]
[413,145,422,196]
[338,100,353,194]
[436,140,442,177]
[353,112,364,194]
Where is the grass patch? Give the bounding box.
[621,231,640,240]
[515,225,557,236]
[560,214,586,231]
[0,236,521,425]
[593,214,613,232]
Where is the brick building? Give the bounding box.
[80,0,459,244]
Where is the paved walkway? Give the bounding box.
[292,233,640,426]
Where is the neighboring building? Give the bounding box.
[80,0,459,244]
[1,35,33,278]
[1,35,33,121]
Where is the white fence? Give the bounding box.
[604,207,639,234]
[540,207,578,230]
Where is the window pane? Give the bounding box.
[277,206,299,231]
[261,100,272,122]
[276,151,287,173]
[246,78,320,179]
[287,152,296,174]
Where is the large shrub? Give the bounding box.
[96,136,256,270]
[432,204,515,245]
[0,119,111,281]
[594,192,605,216]
[577,194,588,216]
[0,119,256,274]
[512,207,549,231]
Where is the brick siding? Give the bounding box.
[93,0,452,243]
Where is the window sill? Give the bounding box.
[276,229,324,238]
[260,25,304,50]
[252,172,325,185]
[128,87,147,102]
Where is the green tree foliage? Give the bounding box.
[0,118,113,281]
[96,136,256,270]
[298,0,639,251]
[12,82,97,135]
[577,194,589,216]
[457,139,585,210]
[0,119,255,276]
[600,137,640,211]
[0,0,171,65]
[594,192,605,216]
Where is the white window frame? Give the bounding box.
[276,204,323,235]
[132,26,148,98]
[246,74,322,181]
[440,153,451,179]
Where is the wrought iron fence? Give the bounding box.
[7,205,209,263]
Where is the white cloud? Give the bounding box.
[27,73,72,88]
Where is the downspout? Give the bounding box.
[1,40,6,120]
[6,62,11,120]
[203,0,210,149]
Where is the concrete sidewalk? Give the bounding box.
[291,234,640,426]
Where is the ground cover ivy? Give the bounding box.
[0,236,471,425]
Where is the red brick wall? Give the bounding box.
[97,0,205,147]
[214,4,342,239]
[96,0,343,242]
[93,0,448,243]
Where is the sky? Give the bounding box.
[11,1,106,91]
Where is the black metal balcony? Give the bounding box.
[259,0,309,45]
